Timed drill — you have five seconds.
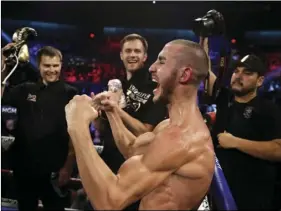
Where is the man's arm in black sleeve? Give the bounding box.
[233,102,281,162]
[66,84,79,101]
[2,83,26,108]
[115,99,167,137]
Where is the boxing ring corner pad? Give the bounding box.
[210,156,238,210]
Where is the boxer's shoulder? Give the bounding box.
[153,118,170,133]
[175,131,214,179]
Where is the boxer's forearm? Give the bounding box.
[235,138,281,162]
[117,107,151,136]
[106,108,136,158]
[68,125,120,209]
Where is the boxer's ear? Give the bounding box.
[179,67,192,84]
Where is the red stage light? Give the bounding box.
[89,33,95,38]
[231,39,236,44]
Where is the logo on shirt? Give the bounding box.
[2,106,17,114]
[243,106,254,119]
[126,85,151,112]
[27,93,37,102]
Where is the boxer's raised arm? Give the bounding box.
[105,108,137,159]
[68,125,192,210]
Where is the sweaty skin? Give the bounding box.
[66,40,215,210]
[123,112,214,210]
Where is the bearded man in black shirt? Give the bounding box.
[201,37,281,210]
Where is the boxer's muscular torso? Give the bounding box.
[118,117,214,210]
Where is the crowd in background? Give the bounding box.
[63,60,126,85]
[1,34,281,210]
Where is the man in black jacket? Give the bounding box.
[1,45,78,211]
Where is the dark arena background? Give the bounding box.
[1,1,281,211]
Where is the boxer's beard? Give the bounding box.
[158,71,177,104]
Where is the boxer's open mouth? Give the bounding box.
[152,79,160,93]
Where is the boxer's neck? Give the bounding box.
[168,91,198,126]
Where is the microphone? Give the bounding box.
[1,27,37,85]
[108,79,126,108]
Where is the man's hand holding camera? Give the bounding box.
[1,43,17,71]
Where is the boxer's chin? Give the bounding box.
[153,95,159,103]
[153,87,160,102]
[153,89,167,104]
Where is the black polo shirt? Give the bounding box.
[211,79,281,209]
[2,80,78,173]
[100,68,168,173]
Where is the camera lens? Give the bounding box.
[192,9,225,37]
[193,17,215,37]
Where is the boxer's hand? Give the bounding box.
[100,96,118,111]
[65,95,99,128]
[91,91,108,111]
[217,131,239,149]
[91,91,118,112]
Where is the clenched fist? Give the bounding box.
[217,131,239,149]
[91,91,119,112]
[65,95,99,129]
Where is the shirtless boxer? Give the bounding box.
[65,39,215,210]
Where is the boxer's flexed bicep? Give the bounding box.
[111,128,191,209]
[129,132,154,157]
[129,119,170,157]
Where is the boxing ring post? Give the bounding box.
[210,156,237,210]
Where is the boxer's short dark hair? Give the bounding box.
[120,34,148,53]
[36,46,63,65]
